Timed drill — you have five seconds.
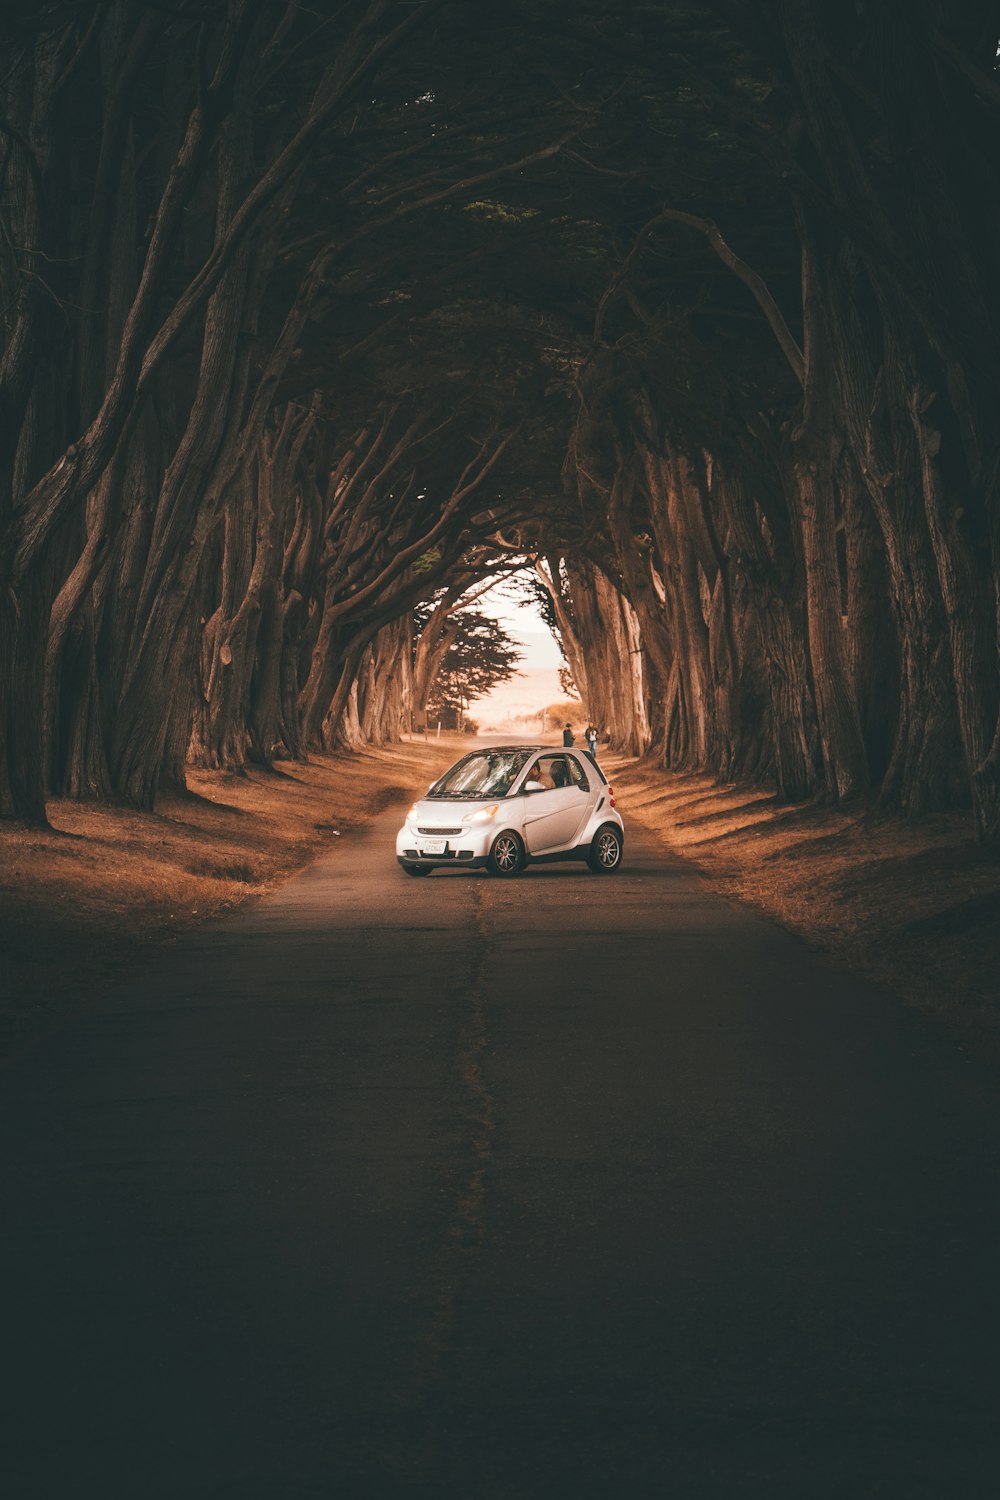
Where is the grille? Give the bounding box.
[417,826,462,835]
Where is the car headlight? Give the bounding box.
[464,803,500,825]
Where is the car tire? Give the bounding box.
[487,830,525,877]
[588,823,623,873]
[402,864,432,876]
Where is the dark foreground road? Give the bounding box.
[3,804,1000,1498]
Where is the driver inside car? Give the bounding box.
[527,760,554,790]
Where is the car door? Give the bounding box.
[521,754,592,854]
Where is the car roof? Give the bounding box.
[468,743,581,753]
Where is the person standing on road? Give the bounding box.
[585,723,599,761]
[562,722,574,747]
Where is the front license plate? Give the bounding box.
[421,838,447,855]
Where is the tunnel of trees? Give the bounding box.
[1,1,998,841]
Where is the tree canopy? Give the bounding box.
[1,0,998,838]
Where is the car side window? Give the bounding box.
[534,755,582,791]
[567,755,589,791]
[548,757,569,789]
[527,757,557,790]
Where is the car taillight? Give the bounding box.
[608,785,616,807]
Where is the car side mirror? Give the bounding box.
[524,779,544,792]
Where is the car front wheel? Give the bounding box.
[588,823,623,873]
[487,830,525,877]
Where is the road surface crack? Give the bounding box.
[380,879,498,1482]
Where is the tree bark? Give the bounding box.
[792,237,868,800]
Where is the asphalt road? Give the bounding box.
[3,799,1000,1498]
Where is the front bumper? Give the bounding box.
[397,850,489,870]
[396,823,496,869]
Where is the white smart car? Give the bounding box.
[396,744,624,877]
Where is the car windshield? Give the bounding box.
[427,749,533,799]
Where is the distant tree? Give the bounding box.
[545,700,582,732]
[426,609,523,728]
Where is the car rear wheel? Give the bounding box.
[588,823,623,873]
[402,863,432,876]
[487,830,524,877]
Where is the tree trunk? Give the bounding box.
[715,462,818,800]
[793,238,868,801]
[911,387,1000,839]
[841,449,898,787]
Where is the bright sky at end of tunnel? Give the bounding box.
[467,586,573,729]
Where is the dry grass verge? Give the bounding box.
[611,758,1000,1046]
[0,737,463,1059]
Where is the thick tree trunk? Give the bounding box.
[108,90,262,805]
[58,604,115,801]
[715,464,818,800]
[0,571,49,822]
[832,298,964,816]
[911,388,1000,839]
[247,575,286,766]
[362,616,412,744]
[794,241,868,801]
[644,450,712,769]
[607,462,674,693]
[841,450,898,787]
[299,595,344,749]
[322,648,366,751]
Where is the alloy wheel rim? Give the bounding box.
[495,836,518,870]
[598,832,620,866]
